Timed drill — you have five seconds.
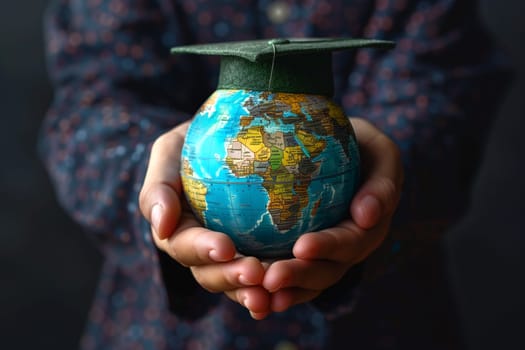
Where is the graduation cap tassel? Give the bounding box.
[268,41,277,92]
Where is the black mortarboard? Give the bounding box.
[171,38,395,96]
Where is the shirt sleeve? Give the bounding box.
[314,0,511,317]
[39,0,217,319]
[340,0,511,227]
[341,0,510,274]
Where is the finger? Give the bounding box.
[350,118,404,229]
[190,256,266,293]
[270,288,322,313]
[141,186,182,240]
[248,311,270,320]
[153,219,237,266]
[224,286,271,317]
[263,258,345,293]
[139,121,190,239]
[293,218,391,263]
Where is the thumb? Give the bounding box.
[139,122,189,239]
[349,118,403,229]
[140,183,182,240]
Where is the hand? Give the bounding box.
[139,121,271,318]
[261,118,403,314]
[139,117,403,320]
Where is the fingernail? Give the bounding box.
[361,195,381,221]
[151,204,163,233]
[239,294,248,307]
[238,274,256,286]
[208,249,223,262]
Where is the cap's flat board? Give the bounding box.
[171,38,395,62]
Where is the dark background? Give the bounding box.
[1,1,522,349]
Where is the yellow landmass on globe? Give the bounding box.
[275,172,294,184]
[182,177,208,222]
[237,126,266,154]
[255,147,271,162]
[282,146,303,167]
[181,160,207,222]
[296,130,326,157]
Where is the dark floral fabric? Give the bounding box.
[40,0,509,348]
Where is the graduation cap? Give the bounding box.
[171,38,395,96]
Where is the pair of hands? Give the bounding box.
[139,118,403,320]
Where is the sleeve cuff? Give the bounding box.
[311,261,364,320]
[156,248,220,320]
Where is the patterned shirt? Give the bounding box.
[40,0,509,349]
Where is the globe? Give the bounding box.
[181,89,360,258]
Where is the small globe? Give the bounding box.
[181,89,360,258]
